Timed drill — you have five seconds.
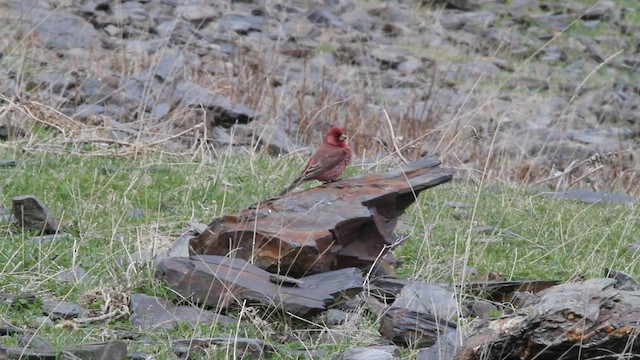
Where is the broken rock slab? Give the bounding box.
[605,267,640,291]
[62,341,127,360]
[157,255,363,316]
[190,155,453,277]
[379,307,458,349]
[0,340,127,360]
[42,299,86,320]
[455,278,640,359]
[12,195,61,234]
[129,293,236,331]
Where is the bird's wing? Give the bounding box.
[300,144,349,180]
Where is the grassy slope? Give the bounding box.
[1,141,638,358]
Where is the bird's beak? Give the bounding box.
[339,134,347,141]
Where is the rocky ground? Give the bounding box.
[4,1,640,358]
[1,0,639,195]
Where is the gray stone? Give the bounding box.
[18,335,55,352]
[218,13,265,34]
[74,104,105,119]
[154,50,185,81]
[42,299,86,320]
[392,282,458,320]
[369,45,412,68]
[168,234,191,258]
[173,81,256,127]
[0,160,18,168]
[440,11,496,32]
[56,266,91,284]
[605,268,640,291]
[231,123,298,155]
[426,0,480,11]
[528,14,571,31]
[325,309,350,326]
[506,77,549,91]
[103,24,120,37]
[543,189,636,204]
[174,4,218,22]
[473,225,497,235]
[62,341,127,360]
[463,299,498,319]
[129,294,236,330]
[78,77,117,105]
[151,103,171,121]
[31,72,75,94]
[307,9,347,30]
[397,58,423,75]
[0,345,56,359]
[582,1,617,21]
[12,195,61,234]
[415,330,460,360]
[0,125,26,140]
[123,39,167,54]
[24,8,101,50]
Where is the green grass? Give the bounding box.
[1,141,639,358]
[396,183,639,281]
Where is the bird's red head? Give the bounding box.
[325,126,348,147]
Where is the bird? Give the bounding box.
[279,125,352,196]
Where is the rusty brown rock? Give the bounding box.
[157,255,363,316]
[190,155,452,277]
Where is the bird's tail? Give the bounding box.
[278,178,304,197]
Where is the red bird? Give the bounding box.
[279,126,352,196]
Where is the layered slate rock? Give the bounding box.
[190,155,453,277]
[129,293,236,330]
[157,255,363,316]
[12,195,61,234]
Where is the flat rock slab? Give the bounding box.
[42,299,86,320]
[12,195,60,234]
[543,189,637,204]
[0,340,126,360]
[0,160,18,167]
[62,341,127,360]
[129,293,236,330]
[379,307,458,349]
[190,155,452,277]
[0,322,26,336]
[56,266,91,284]
[392,282,458,320]
[157,255,363,316]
